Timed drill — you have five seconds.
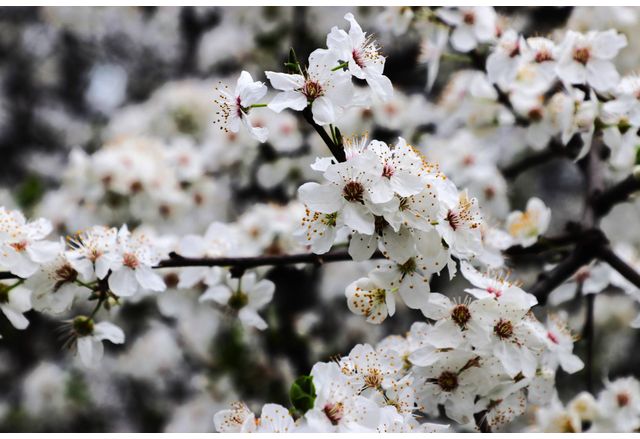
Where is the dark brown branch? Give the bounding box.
[591,173,640,217]
[500,140,569,179]
[598,246,640,291]
[528,229,607,305]
[582,292,595,394]
[302,107,346,162]
[155,249,383,270]
[503,231,582,258]
[474,411,491,433]
[0,250,385,282]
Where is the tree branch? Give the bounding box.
[302,107,346,162]
[527,229,606,305]
[582,292,595,394]
[156,249,382,270]
[591,172,640,218]
[500,139,568,179]
[598,246,640,290]
[0,249,385,281]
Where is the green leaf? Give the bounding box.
[289,375,316,415]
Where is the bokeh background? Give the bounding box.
[0,6,638,432]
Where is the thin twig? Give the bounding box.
[302,107,346,162]
[582,292,595,394]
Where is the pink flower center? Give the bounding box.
[123,252,140,269]
[382,163,395,178]
[547,331,559,344]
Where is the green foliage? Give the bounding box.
[289,375,316,415]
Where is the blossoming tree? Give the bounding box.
[2,5,640,433]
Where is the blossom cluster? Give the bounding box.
[215,284,583,431]
[532,376,640,432]
[3,5,640,434]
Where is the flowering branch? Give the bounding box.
[0,249,385,281]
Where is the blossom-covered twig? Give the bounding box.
[0,249,386,281]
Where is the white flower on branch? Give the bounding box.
[214,71,269,142]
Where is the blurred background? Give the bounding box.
[0,5,638,432]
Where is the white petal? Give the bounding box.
[135,265,166,292]
[365,73,393,101]
[108,267,138,297]
[342,202,375,235]
[311,96,337,126]
[268,91,307,113]
[248,279,275,309]
[450,26,477,52]
[177,235,206,258]
[77,336,102,368]
[26,240,62,263]
[93,321,125,344]
[199,284,232,305]
[348,232,378,261]
[1,304,29,330]
[297,182,342,214]
[239,307,267,330]
[265,71,304,91]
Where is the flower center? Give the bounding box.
[228,291,249,310]
[123,252,140,269]
[573,47,590,65]
[398,258,417,275]
[494,319,514,339]
[363,368,384,390]
[463,11,475,25]
[382,163,395,178]
[54,263,78,291]
[302,80,324,100]
[486,286,502,298]
[342,181,365,203]
[73,315,95,337]
[446,210,460,231]
[451,304,471,327]
[323,402,344,425]
[617,392,630,407]
[535,50,553,63]
[10,240,28,252]
[547,331,559,344]
[437,371,459,392]
[528,107,544,121]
